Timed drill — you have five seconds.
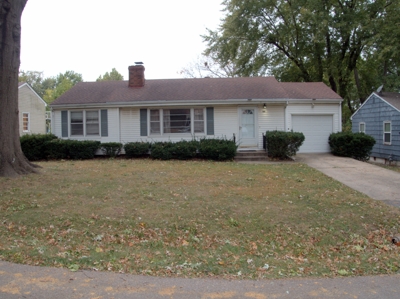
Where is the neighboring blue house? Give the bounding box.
[351,91,400,164]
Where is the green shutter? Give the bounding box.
[101,110,108,137]
[61,111,68,137]
[206,107,214,135]
[140,109,148,136]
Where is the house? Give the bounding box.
[351,91,400,164]
[18,82,48,135]
[50,64,343,153]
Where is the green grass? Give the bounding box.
[0,159,399,279]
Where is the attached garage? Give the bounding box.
[292,115,333,153]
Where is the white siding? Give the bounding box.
[258,105,285,149]
[120,108,140,142]
[214,105,238,140]
[286,103,342,153]
[52,108,120,142]
[18,85,46,135]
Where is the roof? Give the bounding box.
[375,91,400,111]
[51,77,342,107]
[18,82,47,107]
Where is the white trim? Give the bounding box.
[22,112,30,132]
[19,83,47,107]
[69,110,101,137]
[351,92,400,120]
[359,122,366,133]
[383,121,391,145]
[238,107,258,147]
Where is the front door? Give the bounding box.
[239,108,257,147]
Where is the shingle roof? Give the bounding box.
[51,77,341,106]
[376,91,400,111]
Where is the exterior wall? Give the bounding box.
[285,103,342,132]
[18,85,46,135]
[258,104,285,147]
[351,94,400,161]
[52,108,120,142]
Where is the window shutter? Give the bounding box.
[206,107,214,135]
[140,109,148,136]
[101,109,108,137]
[61,111,68,137]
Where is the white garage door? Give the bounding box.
[292,115,333,153]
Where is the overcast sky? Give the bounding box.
[20,0,224,82]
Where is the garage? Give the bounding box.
[292,115,333,153]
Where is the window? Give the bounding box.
[149,108,205,135]
[22,113,29,132]
[383,121,391,144]
[359,122,365,133]
[70,110,99,136]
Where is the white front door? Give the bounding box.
[239,107,257,147]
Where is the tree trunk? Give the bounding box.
[0,0,38,177]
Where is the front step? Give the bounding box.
[234,150,270,162]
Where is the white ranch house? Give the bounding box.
[50,64,342,153]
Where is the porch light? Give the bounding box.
[263,103,267,109]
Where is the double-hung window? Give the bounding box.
[22,112,30,132]
[149,108,205,135]
[383,121,391,144]
[359,122,365,133]
[70,110,99,136]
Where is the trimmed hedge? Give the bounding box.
[124,142,151,158]
[198,138,237,161]
[20,134,58,161]
[329,132,375,161]
[101,142,123,157]
[46,139,100,160]
[265,130,305,159]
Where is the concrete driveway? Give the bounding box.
[296,153,400,208]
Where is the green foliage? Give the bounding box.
[329,132,376,161]
[198,138,237,161]
[265,131,305,159]
[96,68,124,81]
[203,0,400,114]
[101,142,123,158]
[46,140,100,160]
[19,70,83,104]
[170,140,198,160]
[20,134,58,161]
[150,142,175,160]
[124,142,151,158]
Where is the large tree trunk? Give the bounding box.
[0,0,38,177]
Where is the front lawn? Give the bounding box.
[0,159,399,279]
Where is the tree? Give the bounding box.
[203,0,400,113]
[42,71,83,104]
[0,0,38,177]
[18,70,46,97]
[96,68,123,81]
[180,55,239,78]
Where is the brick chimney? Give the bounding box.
[128,62,145,87]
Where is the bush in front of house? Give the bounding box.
[20,133,58,161]
[171,140,199,160]
[198,138,237,161]
[265,130,305,159]
[150,141,175,160]
[101,142,123,158]
[329,132,375,161]
[46,139,100,160]
[124,142,151,158]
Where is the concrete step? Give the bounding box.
[235,150,270,161]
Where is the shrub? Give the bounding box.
[101,142,123,158]
[198,138,237,161]
[124,142,151,158]
[46,139,100,160]
[265,131,305,159]
[329,132,375,161]
[150,142,175,160]
[171,140,199,160]
[20,133,58,161]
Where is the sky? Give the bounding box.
[20,0,224,82]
